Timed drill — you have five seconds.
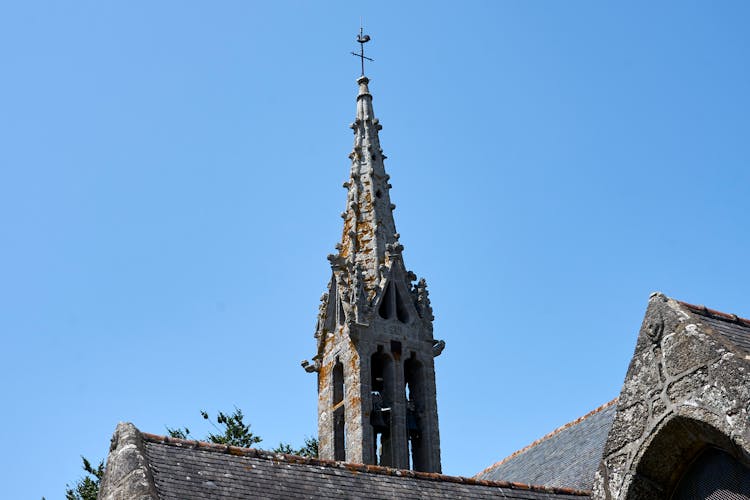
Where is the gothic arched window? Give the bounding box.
[672,447,750,499]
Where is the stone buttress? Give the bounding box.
[302,75,444,473]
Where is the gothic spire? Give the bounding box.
[304,36,443,472]
[334,75,402,303]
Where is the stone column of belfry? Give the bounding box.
[302,74,445,473]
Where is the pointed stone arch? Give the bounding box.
[395,284,410,323]
[375,262,418,325]
[370,348,395,467]
[378,280,394,320]
[624,415,750,499]
[332,358,346,462]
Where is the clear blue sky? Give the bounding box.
[1,2,749,498]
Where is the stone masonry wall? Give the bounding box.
[592,293,750,499]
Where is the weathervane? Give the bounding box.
[351,26,373,76]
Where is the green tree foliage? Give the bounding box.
[166,407,262,448]
[65,456,104,500]
[202,408,263,448]
[166,408,318,455]
[300,436,319,457]
[276,435,319,458]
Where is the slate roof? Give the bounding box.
[678,300,750,355]
[475,400,617,491]
[139,431,589,499]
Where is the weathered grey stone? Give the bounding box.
[662,324,719,376]
[98,422,159,500]
[592,294,750,499]
[302,76,443,473]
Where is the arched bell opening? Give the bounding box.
[332,359,345,461]
[370,348,394,467]
[404,353,428,471]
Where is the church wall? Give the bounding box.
[593,293,750,499]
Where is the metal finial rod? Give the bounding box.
[351,26,373,76]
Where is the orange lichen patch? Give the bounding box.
[340,218,354,258]
[323,336,337,355]
[356,221,374,254]
[345,463,361,474]
[509,481,531,490]
[348,396,362,412]
[342,215,354,235]
[347,339,360,358]
[318,362,332,391]
[347,351,360,374]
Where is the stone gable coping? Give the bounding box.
[98,422,159,500]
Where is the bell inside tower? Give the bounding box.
[371,347,394,466]
[405,353,427,471]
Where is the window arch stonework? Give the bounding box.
[623,416,750,500]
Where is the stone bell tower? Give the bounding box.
[301,47,445,473]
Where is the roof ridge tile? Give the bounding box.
[677,300,750,327]
[140,431,590,496]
